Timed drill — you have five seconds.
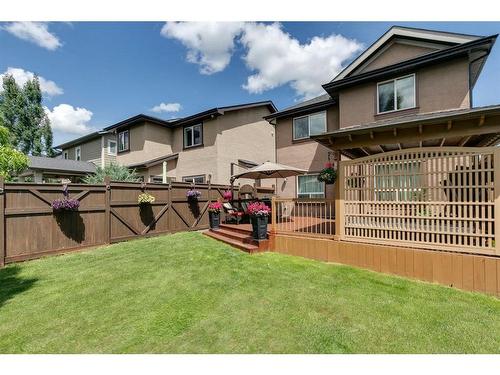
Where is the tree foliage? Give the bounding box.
[0,125,29,181]
[0,74,54,156]
[83,163,140,184]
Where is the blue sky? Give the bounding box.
[1,21,499,145]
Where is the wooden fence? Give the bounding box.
[337,147,500,256]
[0,179,273,265]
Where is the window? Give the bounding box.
[293,111,326,140]
[183,175,205,184]
[118,130,129,152]
[377,74,415,114]
[297,174,325,198]
[108,140,117,156]
[75,146,81,161]
[184,124,203,148]
[63,151,68,160]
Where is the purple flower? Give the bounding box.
[52,198,80,211]
[186,190,201,199]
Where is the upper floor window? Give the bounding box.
[75,146,81,161]
[293,111,326,140]
[118,130,129,152]
[184,124,203,148]
[377,74,416,114]
[108,140,117,156]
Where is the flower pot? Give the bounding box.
[251,215,268,240]
[209,212,220,230]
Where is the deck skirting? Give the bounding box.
[269,233,500,297]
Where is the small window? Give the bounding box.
[118,130,129,152]
[108,140,117,156]
[377,74,416,114]
[293,111,326,140]
[184,124,203,148]
[183,175,205,184]
[63,151,68,160]
[297,174,325,198]
[75,146,81,161]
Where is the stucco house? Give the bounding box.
[265,26,499,199]
[55,101,277,185]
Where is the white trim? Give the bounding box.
[107,139,117,156]
[183,123,203,148]
[292,110,327,141]
[118,130,129,152]
[376,73,416,115]
[296,173,325,199]
[75,146,81,161]
[333,26,479,82]
[100,136,105,168]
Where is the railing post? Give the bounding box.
[335,161,345,239]
[0,177,5,267]
[271,196,277,234]
[104,176,111,244]
[494,148,500,255]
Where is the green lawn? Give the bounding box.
[0,232,499,353]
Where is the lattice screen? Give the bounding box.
[340,147,498,254]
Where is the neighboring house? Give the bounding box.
[265,26,499,199]
[20,156,97,183]
[55,101,277,185]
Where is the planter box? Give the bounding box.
[209,212,220,230]
[251,215,268,240]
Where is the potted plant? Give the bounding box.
[186,189,201,201]
[246,201,270,240]
[51,184,80,212]
[138,192,155,205]
[222,190,232,201]
[317,162,337,184]
[208,201,222,230]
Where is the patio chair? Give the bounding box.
[278,201,295,222]
[222,202,244,224]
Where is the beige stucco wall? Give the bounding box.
[339,57,471,128]
[63,136,101,166]
[116,122,173,166]
[102,133,117,167]
[355,41,438,74]
[275,106,339,198]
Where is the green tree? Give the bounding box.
[83,163,140,184]
[0,74,54,156]
[0,125,29,181]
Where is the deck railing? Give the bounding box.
[271,198,335,238]
[337,147,500,256]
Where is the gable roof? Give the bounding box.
[333,26,483,82]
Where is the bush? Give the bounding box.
[83,163,140,184]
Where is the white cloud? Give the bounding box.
[2,22,61,50]
[44,104,93,135]
[0,67,63,96]
[240,23,363,99]
[161,22,244,74]
[151,102,182,113]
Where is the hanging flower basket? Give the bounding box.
[51,184,80,212]
[222,190,232,201]
[138,192,155,205]
[317,162,337,184]
[186,189,201,201]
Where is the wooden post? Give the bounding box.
[104,176,111,244]
[0,177,5,267]
[494,148,500,255]
[167,182,172,233]
[271,196,277,234]
[335,160,345,239]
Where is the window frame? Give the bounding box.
[296,174,325,199]
[376,73,416,115]
[63,151,68,160]
[75,146,81,161]
[292,111,327,141]
[107,139,117,156]
[117,130,130,153]
[182,175,206,184]
[183,123,203,149]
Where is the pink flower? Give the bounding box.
[246,201,270,217]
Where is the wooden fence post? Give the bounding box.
[335,161,344,239]
[0,177,5,267]
[167,182,172,233]
[271,196,277,234]
[104,176,111,244]
[494,148,500,255]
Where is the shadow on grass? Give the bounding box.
[0,266,38,309]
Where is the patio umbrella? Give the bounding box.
[231,161,307,181]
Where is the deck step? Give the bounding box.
[204,230,259,253]
[218,224,253,235]
[211,228,256,243]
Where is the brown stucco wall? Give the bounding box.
[339,57,471,128]
[275,106,339,198]
[62,136,101,166]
